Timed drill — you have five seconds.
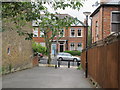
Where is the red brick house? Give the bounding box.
[33,14,86,55]
[90,0,120,43]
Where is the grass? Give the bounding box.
[77,64,82,70]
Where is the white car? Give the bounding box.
[56,52,80,62]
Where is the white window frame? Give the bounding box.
[70,43,75,51]
[77,28,82,37]
[77,43,82,51]
[59,42,65,52]
[33,28,38,37]
[111,11,120,34]
[40,31,44,37]
[59,29,65,37]
[70,28,75,37]
[55,29,65,37]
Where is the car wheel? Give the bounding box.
[59,57,63,61]
[73,58,77,62]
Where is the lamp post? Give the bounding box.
[83,12,91,78]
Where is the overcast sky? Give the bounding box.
[46,0,100,25]
[57,0,99,21]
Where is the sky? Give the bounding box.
[46,0,100,25]
[56,0,99,21]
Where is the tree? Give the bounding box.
[2,1,84,64]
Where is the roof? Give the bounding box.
[55,14,73,19]
[33,14,85,26]
[90,3,120,17]
[71,18,85,26]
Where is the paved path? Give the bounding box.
[3,66,93,88]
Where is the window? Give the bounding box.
[78,29,82,37]
[70,29,75,37]
[33,28,38,37]
[59,29,64,37]
[77,43,82,51]
[95,21,99,40]
[7,48,10,55]
[40,31,44,37]
[70,43,75,51]
[111,11,120,33]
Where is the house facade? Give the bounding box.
[90,0,120,43]
[33,14,85,55]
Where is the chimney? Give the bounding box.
[84,19,86,25]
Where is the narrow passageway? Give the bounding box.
[2,66,93,88]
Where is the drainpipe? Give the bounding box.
[85,15,88,78]
[102,6,104,39]
[90,17,93,45]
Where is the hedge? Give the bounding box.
[64,50,81,56]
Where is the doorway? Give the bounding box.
[59,42,64,52]
[60,45,64,52]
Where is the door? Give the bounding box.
[51,44,56,55]
[60,44,64,52]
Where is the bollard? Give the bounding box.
[55,65,57,69]
[58,60,60,67]
[68,61,70,68]
[72,60,74,66]
[77,61,80,67]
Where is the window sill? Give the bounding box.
[77,36,83,37]
[70,36,82,37]
[70,36,76,37]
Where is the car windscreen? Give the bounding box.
[64,53,71,56]
[58,53,63,55]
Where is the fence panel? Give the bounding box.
[96,46,107,87]
[81,35,119,88]
[105,42,118,88]
[81,51,86,70]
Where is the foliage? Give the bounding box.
[2,1,84,64]
[64,50,81,56]
[2,1,84,39]
[77,64,82,70]
[8,64,12,72]
[32,42,47,55]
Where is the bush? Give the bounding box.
[32,42,47,55]
[77,64,82,70]
[64,50,81,56]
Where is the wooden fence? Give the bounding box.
[81,32,120,88]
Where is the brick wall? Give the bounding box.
[103,6,119,38]
[91,5,119,43]
[33,26,85,51]
[92,11,101,42]
[2,21,33,74]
